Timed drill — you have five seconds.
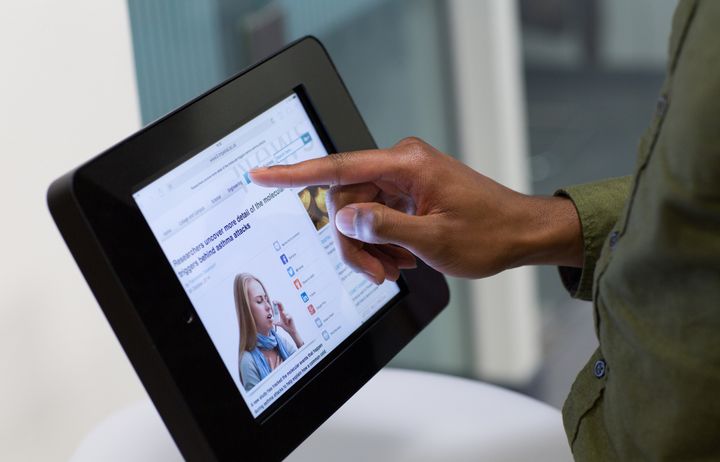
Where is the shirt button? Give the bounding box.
[594,359,607,378]
[609,231,619,249]
[655,95,669,118]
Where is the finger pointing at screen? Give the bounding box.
[251,137,583,283]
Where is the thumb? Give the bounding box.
[334,203,428,249]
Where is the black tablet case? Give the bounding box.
[48,37,449,461]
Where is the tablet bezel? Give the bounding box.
[48,36,449,461]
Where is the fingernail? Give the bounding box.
[335,207,357,237]
[364,271,381,285]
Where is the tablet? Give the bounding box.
[48,36,448,461]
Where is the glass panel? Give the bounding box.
[519,0,673,405]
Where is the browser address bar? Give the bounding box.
[166,117,274,192]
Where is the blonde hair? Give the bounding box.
[233,273,272,357]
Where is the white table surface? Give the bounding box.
[71,368,573,461]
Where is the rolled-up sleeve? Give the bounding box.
[554,176,632,300]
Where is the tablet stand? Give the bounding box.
[70,368,572,461]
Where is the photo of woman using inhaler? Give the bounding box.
[234,273,304,391]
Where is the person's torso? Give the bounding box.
[564,1,720,459]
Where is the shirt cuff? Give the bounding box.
[554,176,632,301]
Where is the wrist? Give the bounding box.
[510,195,583,269]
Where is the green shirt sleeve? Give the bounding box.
[554,176,632,301]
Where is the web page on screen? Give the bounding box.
[133,93,401,417]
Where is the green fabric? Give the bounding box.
[556,1,720,459]
[556,177,632,301]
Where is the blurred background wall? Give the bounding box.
[519,0,675,405]
[1,0,676,460]
[0,2,142,462]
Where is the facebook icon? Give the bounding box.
[280,254,288,265]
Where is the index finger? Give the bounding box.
[249,149,398,188]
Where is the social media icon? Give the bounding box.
[315,317,323,327]
[307,304,315,315]
[301,132,311,144]
[273,241,281,251]
[301,292,309,303]
[243,171,252,184]
[287,267,295,277]
[293,279,302,289]
[322,330,330,341]
[280,254,288,265]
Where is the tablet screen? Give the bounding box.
[133,92,401,418]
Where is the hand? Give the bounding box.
[251,137,582,282]
[274,302,303,347]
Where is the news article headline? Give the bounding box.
[171,188,284,278]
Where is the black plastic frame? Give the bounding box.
[47,36,449,461]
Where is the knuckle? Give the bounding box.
[395,137,434,170]
[396,136,425,148]
[328,152,352,185]
[413,145,435,165]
